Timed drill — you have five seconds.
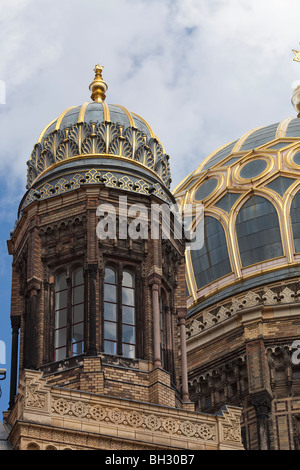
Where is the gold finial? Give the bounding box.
[89,65,108,103]
[292,46,300,117]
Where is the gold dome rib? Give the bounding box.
[275,117,294,138]
[55,106,78,131]
[114,104,135,127]
[77,101,90,123]
[102,102,111,122]
[231,126,263,153]
[194,140,236,174]
[37,118,57,144]
[131,112,154,139]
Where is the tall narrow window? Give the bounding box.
[103,266,136,358]
[54,267,84,361]
[122,270,136,358]
[104,267,118,355]
[71,268,84,356]
[54,272,68,361]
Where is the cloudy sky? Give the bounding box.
[1,0,300,413]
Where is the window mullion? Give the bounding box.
[117,266,123,356]
[66,275,73,358]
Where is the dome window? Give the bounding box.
[236,196,283,267]
[191,216,232,289]
[194,178,219,202]
[239,159,268,180]
[292,151,300,166]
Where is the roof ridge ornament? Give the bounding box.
[292,45,300,118]
[89,65,108,103]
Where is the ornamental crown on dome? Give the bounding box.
[25,66,171,194]
[89,65,108,103]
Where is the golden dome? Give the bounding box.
[25,67,171,199]
[174,118,300,312]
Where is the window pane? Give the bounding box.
[122,324,135,344]
[73,285,84,305]
[122,343,135,359]
[55,346,67,362]
[191,216,232,289]
[104,340,117,355]
[236,196,283,266]
[105,267,116,284]
[72,304,84,324]
[104,321,117,341]
[72,322,84,342]
[55,309,67,329]
[55,272,67,291]
[104,302,117,321]
[72,341,83,356]
[122,306,135,325]
[122,287,135,306]
[104,284,117,302]
[122,270,134,288]
[54,326,67,349]
[73,267,84,286]
[55,290,67,310]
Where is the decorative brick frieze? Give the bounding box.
[6,369,244,450]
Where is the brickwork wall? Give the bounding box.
[43,356,177,406]
[187,298,300,450]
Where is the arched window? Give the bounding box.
[236,195,283,267]
[103,266,136,358]
[54,267,84,361]
[191,216,232,289]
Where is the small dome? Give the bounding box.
[22,67,172,213]
[27,101,171,189]
[174,118,300,313]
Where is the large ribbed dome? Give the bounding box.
[174,117,300,314]
[23,66,172,213]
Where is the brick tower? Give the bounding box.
[3,67,243,451]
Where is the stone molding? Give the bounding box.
[6,369,244,450]
[187,282,300,339]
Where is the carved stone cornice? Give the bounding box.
[148,273,162,288]
[187,281,300,340]
[177,308,187,325]
[26,278,42,296]
[251,391,272,417]
[6,370,244,450]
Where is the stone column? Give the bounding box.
[149,274,162,368]
[9,316,20,409]
[26,285,39,369]
[177,308,190,403]
[246,339,272,450]
[251,392,272,450]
